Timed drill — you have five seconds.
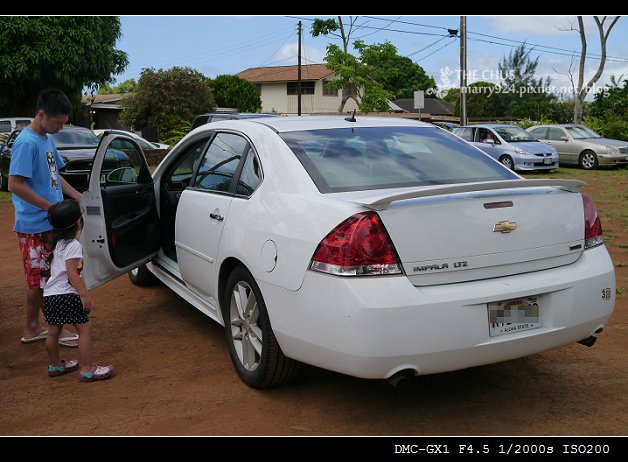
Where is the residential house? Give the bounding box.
[80,93,130,130]
[237,64,359,115]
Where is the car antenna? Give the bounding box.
[345,109,357,122]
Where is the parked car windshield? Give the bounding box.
[493,126,538,142]
[280,126,517,193]
[566,126,602,139]
[54,128,101,149]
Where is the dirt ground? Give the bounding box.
[0,171,626,437]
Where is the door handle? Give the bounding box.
[210,213,224,222]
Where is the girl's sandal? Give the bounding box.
[48,359,79,377]
[80,364,114,382]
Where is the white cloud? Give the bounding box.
[485,16,576,35]
[266,43,327,67]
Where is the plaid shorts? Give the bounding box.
[16,231,52,289]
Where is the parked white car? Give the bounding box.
[93,129,170,150]
[81,117,616,388]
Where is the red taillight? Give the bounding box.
[582,194,603,249]
[310,212,402,276]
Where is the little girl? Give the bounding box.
[44,199,114,382]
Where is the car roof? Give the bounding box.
[61,125,92,131]
[529,124,585,128]
[456,124,518,129]
[222,115,433,133]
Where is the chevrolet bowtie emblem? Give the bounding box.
[493,221,517,233]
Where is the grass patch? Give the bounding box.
[0,191,11,202]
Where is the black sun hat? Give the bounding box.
[48,199,82,229]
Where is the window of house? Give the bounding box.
[322,80,338,97]
[287,81,315,95]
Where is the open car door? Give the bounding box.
[81,133,161,289]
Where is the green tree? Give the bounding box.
[451,81,503,118]
[98,79,137,95]
[311,16,359,53]
[378,55,436,99]
[120,67,215,140]
[498,43,555,118]
[590,75,627,119]
[0,17,127,115]
[324,40,398,113]
[586,75,628,139]
[207,74,261,112]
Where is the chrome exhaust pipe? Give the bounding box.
[386,370,415,388]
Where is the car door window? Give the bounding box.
[193,132,247,193]
[547,128,566,141]
[456,127,473,142]
[103,139,151,186]
[236,147,262,197]
[529,127,547,139]
[0,121,11,134]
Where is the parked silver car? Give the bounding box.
[452,124,559,171]
[527,124,628,170]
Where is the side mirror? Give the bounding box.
[484,139,495,144]
[560,136,569,142]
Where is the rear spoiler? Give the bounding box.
[355,179,587,211]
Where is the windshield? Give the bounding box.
[53,128,100,148]
[493,126,538,142]
[566,126,602,139]
[279,126,517,193]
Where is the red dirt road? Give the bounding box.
[0,185,626,436]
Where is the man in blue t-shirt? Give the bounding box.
[8,89,83,347]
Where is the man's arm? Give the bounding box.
[8,175,53,211]
[60,176,81,202]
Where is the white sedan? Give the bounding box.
[81,116,616,388]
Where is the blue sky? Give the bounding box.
[113,15,628,99]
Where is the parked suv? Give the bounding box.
[0,125,130,192]
[0,117,33,140]
[453,124,559,171]
[190,112,279,131]
[526,124,628,170]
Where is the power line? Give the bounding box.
[414,38,457,62]
[468,36,628,63]
[467,30,627,62]
[258,28,296,67]
[406,36,450,58]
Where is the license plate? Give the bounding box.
[544,158,552,165]
[488,297,541,337]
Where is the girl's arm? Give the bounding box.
[66,258,94,311]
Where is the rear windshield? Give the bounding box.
[279,126,517,193]
[53,129,100,148]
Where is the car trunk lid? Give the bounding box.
[346,179,586,286]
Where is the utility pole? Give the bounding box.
[297,21,302,116]
[459,16,467,126]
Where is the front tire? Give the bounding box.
[499,155,514,170]
[222,265,301,388]
[128,264,159,286]
[579,150,599,170]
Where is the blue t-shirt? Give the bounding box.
[9,127,65,234]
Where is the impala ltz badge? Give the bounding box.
[493,221,517,233]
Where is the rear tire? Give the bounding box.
[222,265,302,388]
[579,150,599,170]
[499,155,514,170]
[128,264,159,286]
